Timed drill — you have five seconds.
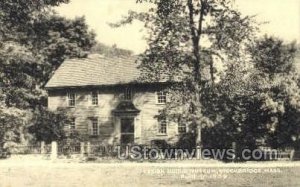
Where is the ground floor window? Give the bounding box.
[178,123,187,134]
[158,118,167,134]
[91,118,99,136]
[69,118,76,136]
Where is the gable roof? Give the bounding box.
[45,54,142,89]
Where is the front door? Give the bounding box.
[120,118,134,145]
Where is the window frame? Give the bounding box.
[157,117,167,135]
[156,91,167,105]
[91,118,99,136]
[178,123,187,134]
[91,91,98,106]
[67,92,76,107]
[124,87,133,100]
[68,118,76,136]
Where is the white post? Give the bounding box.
[41,141,45,154]
[87,142,91,156]
[80,142,85,156]
[232,142,236,161]
[290,149,295,161]
[51,141,58,160]
[196,146,201,160]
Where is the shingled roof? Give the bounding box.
[45,54,142,88]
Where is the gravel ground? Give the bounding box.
[0,156,300,187]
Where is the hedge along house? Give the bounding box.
[45,54,187,145]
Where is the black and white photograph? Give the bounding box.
[0,0,300,186]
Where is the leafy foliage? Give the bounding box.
[29,107,70,144]
[0,0,96,149]
[248,35,297,76]
[116,1,300,152]
[91,43,134,57]
[203,36,300,150]
[114,0,257,146]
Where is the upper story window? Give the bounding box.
[91,91,98,106]
[156,91,167,104]
[158,117,167,135]
[124,87,132,100]
[91,118,99,136]
[67,92,76,107]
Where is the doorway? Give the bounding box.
[120,118,134,145]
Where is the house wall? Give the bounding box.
[47,85,180,145]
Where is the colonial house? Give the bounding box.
[45,54,187,145]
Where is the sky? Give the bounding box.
[56,0,300,54]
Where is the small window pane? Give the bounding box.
[69,118,76,137]
[158,118,167,134]
[91,118,98,136]
[92,92,98,105]
[178,123,187,134]
[124,87,132,100]
[67,92,76,106]
[157,91,166,104]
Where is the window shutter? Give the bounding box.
[155,91,158,104]
[88,121,92,135]
[97,120,100,136]
[166,92,170,103]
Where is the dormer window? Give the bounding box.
[67,92,76,107]
[156,91,167,104]
[91,91,98,106]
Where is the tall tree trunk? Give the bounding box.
[187,0,206,149]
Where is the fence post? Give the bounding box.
[87,142,91,156]
[290,149,295,160]
[80,142,85,156]
[41,141,45,154]
[51,141,58,160]
[232,142,236,161]
[196,146,201,159]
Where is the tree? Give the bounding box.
[29,107,71,144]
[91,42,134,57]
[0,0,96,149]
[0,101,26,150]
[248,36,300,149]
[112,0,257,147]
[202,36,299,154]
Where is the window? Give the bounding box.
[124,87,132,100]
[157,91,167,104]
[91,91,98,105]
[67,92,76,107]
[68,118,76,136]
[178,123,187,134]
[70,118,76,130]
[158,118,167,134]
[91,118,99,136]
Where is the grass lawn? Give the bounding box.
[0,157,300,187]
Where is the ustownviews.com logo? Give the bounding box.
[117,146,280,161]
